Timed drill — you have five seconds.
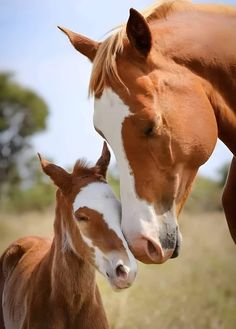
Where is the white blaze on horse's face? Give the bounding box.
[73,181,137,289]
[94,88,181,264]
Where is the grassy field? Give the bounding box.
[0,210,235,329]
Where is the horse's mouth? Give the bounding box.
[170,243,180,258]
[170,228,182,259]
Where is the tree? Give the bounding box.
[0,73,48,195]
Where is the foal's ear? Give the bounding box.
[126,8,152,57]
[58,26,99,62]
[95,142,111,178]
[38,154,72,193]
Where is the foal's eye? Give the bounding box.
[74,211,89,222]
[77,215,89,222]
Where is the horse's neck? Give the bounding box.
[50,194,96,310]
[156,8,236,154]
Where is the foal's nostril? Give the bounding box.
[115,264,129,280]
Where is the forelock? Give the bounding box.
[88,0,194,96]
[73,159,95,177]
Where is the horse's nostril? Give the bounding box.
[146,239,164,263]
[129,237,165,264]
[115,264,129,280]
[147,240,159,258]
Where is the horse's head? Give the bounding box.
[59,8,218,264]
[39,142,137,290]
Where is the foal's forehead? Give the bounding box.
[73,181,126,254]
[73,181,120,219]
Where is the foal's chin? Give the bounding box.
[108,277,135,291]
[104,264,137,290]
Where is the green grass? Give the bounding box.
[0,211,235,329]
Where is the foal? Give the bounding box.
[0,142,137,329]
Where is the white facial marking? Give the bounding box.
[94,88,177,252]
[73,181,137,276]
[73,182,121,238]
[81,234,107,277]
[61,219,77,254]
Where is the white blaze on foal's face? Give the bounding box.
[73,181,137,289]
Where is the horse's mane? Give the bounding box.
[89,0,236,96]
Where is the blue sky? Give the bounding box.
[0,0,235,179]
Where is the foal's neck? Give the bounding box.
[50,192,95,308]
[157,8,236,154]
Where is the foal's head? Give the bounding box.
[39,142,137,289]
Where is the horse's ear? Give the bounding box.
[126,8,152,57]
[38,153,72,193]
[58,26,99,62]
[95,142,111,178]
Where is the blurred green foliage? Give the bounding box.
[185,176,223,213]
[0,155,56,213]
[0,73,52,212]
[1,180,55,213]
[108,174,120,198]
[0,73,48,195]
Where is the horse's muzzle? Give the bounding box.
[129,227,181,264]
[160,226,182,259]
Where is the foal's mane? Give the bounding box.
[89,0,236,96]
[73,159,96,177]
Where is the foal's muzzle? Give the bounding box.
[106,262,136,289]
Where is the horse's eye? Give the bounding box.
[144,124,156,137]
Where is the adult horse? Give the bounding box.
[59,0,236,264]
